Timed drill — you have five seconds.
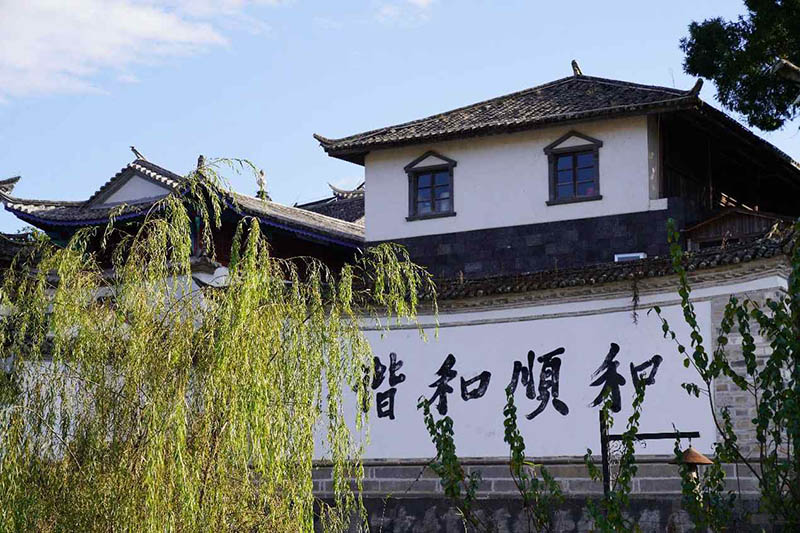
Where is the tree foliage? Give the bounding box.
[655,218,800,529]
[680,0,800,131]
[672,439,739,532]
[583,381,646,532]
[0,161,433,532]
[418,387,563,533]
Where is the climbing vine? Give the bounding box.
[418,387,563,533]
[654,218,800,530]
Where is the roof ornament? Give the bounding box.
[256,169,271,201]
[328,182,365,199]
[0,176,20,195]
[689,78,704,96]
[571,59,583,77]
[130,146,147,161]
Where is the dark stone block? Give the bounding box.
[525,234,543,246]
[563,228,579,242]
[315,495,770,532]
[436,243,452,255]
[369,202,698,279]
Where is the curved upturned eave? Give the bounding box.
[3,195,364,249]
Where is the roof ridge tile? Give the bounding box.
[316,74,698,160]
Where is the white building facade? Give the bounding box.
[312,68,800,529]
[5,66,799,530]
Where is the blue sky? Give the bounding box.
[0,0,797,232]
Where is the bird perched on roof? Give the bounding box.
[571,60,583,76]
[130,146,146,160]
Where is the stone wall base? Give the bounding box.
[351,495,766,533]
[313,456,760,498]
[313,457,770,531]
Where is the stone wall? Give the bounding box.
[367,198,701,279]
[710,288,783,458]
[313,457,762,531]
[312,457,760,500]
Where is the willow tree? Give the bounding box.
[0,162,432,532]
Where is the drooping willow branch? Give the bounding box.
[0,160,435,533]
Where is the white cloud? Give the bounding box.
[0,0,279,100]
[376,0,435,25]
[116,73,141,84]
[376,4,403,21]
[157,0,287,17]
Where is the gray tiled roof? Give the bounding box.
[230,192,364,244]
[0,176,20,194]
[433,228,792,301]
[2,197,131,224]
[297,195,365,223]
[1,159,182,224]
[315,75,699,162]
[0,232,35,268]
[296,183,365,223]
[84,159,183,206]
[1,159,364,245]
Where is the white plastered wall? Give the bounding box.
[313,273,787,460]
[364,115,663,242]
[100,175,171,205]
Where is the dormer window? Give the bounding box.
[404,151,457,221]
[544,131,603,206]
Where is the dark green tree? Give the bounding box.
[680,0,800,131]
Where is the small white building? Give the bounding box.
[311,66,800,528]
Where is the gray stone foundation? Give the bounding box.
[313,456,765,532]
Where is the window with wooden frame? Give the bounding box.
[404,151,457,221]
[543,131,603,205]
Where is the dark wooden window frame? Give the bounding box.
[404,150,457,221]
[543,131,603,206]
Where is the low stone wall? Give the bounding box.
[313,456,760,499]
[353,495,768,532]
[313,456,763,531]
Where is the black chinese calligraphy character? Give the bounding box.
[590,343,627,413]
[509,348,569,419]
[508,350,536,399]
[630,354,663,388]
[369,353,407,420]
[428,354,457,415]
[371,353,406,390]
[371,356,387,390]
[529,348,569,419]
[461,371,491,400]
[387,352,406,387]
[375,388,397,420]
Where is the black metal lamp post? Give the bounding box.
[598,411,701,496]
